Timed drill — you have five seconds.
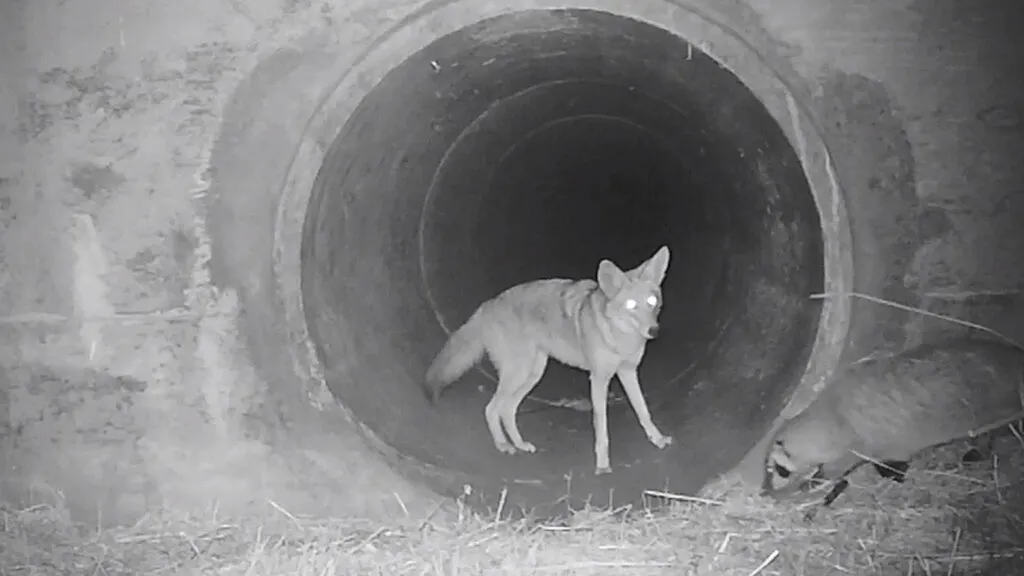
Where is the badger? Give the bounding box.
[762,338,1024,502]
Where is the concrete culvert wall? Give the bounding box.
[300,7,836,515]
[4,0,1024,527]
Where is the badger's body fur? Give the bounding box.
[763,338,1024,500]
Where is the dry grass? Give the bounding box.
[3,439,1024,576]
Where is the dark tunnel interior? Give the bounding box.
[301,8,826,516]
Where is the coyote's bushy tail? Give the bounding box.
[424,313,486,403]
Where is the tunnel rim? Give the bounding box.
[273,0,854,492]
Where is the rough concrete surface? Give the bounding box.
[1,0,1023,525]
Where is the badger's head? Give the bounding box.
[761,438,827,499]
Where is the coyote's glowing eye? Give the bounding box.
[625,299,637,310]
[646,295,658,306]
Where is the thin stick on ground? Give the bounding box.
[718,532,735,553]
[747,550,779,576]
[417,498,448,533]
[923,289,1020,301]
[267,499,300,529]
[643,489,723,506]
[393,492,410,518]
[809,291,1023,350]
[0,310,199,325]
[994,453,1004,504]
[535,561,675,571]
[1010,423,1024,449]
[917,553,933,576]
[947,528,961,576]
[881,550,1024,561]
[494,486,508,525]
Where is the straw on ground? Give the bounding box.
[2,436,1023,575]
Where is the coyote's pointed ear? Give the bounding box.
[637,245,670,284]
[597,259,627,296]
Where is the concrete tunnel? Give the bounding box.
[4,0,1024,524]
[298,8,831,516]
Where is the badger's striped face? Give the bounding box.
[762,439,825,498]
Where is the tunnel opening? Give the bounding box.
[301,8,826,516]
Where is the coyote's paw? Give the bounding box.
[494,441,517,455]
[651,434,673,449]
[514,441,537,453]
[595,465,612,476]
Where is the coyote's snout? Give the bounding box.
[424,245,674,475]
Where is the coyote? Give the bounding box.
[763,338,1024,503]
[425,246,674,475]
